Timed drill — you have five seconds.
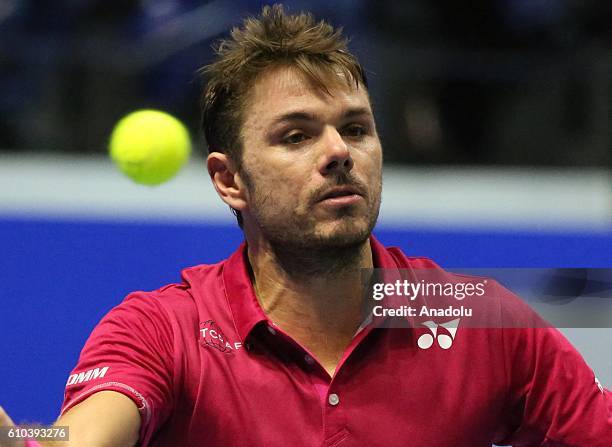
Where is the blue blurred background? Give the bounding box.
[0,0,610,425]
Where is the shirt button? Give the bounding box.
[267,326,277,335]
[304,354,314,365]
[328,393,340,406]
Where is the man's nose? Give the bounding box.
[318,127,354,175]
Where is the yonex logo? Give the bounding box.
[66,366,110,386]
[417,318,460,350]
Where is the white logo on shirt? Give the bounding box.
[200,320,242,353]
[417,318,460,350]
[66,366,110,386]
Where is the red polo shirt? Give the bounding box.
[61,236,612,446]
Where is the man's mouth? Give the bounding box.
[318,186,364,206]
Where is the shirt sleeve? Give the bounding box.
[60,291,175,445]
[493,281,612,446]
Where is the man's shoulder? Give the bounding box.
[116,259,229,320]
[383,244,448,271]
[383,243,526,314]
[377,240,440,268]
[385,243,503,285]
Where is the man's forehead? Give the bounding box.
[246,65,372,121]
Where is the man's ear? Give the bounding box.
[207,152,248,212]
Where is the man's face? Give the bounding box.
[238,65,383,251]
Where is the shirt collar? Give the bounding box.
[222,234,407,343]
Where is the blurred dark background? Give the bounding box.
[1,0,611,167]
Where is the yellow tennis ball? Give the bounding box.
[109,109,191,185]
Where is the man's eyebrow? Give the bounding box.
[342,107,373,120]
[271,111,316,126]
[270,107,373,126]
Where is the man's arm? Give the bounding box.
[46,391,140,447]
[4,291,179,446]
[1,392,140,447]
[58,292,176,446]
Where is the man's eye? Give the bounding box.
[283,132,308,144]
[343,124,366,138]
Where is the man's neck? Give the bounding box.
[246,237,374,375]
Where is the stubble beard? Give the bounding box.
[243,169,382,278]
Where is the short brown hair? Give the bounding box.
[200,3,367,226]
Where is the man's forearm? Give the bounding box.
[1,391,140,447]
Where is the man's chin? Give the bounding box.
[308,220,374,249]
